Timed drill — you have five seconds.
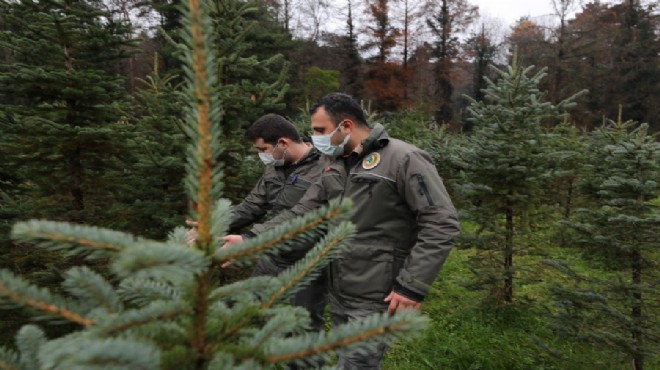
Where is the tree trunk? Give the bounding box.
[564,177,574,219]
[503,200,514,302]
[631,247,643,370]
[69,142,84,214]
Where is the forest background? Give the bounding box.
[0,0,658,368]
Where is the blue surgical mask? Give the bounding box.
[258,145,286,166]
[311,125,349,159]
[258,152,275,166]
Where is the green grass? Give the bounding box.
[382,241,659,370]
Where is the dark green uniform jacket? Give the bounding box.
[229,146,331,266]
[261,124,460,309]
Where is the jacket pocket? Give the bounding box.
[350,174,380,200]
[277,177,311,209]
[415,174,435,206]
[334,242,393,303]
[264,177,283,206]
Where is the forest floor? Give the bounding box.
[382,241,659,370]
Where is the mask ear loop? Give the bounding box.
[274,140,287,161]
[337,120,350,145]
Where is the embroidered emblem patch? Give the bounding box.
[362,152,380,170]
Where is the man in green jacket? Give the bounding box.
[244,93,460,369]
[192,113,330,331]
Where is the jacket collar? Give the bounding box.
[360,123,389,155]
[344,123,389,168]
[285,144,320,168]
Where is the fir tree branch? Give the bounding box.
[102,307,192,335]
[261,222,354,309]
[0,280,93,327]
[244,306,310,352]
[214,202,352,344]
[209,276,278,302]
[12,220,145,254]
[214,200,351,264]
[278,323,405,360]
[16,325,46,370]
[265,311,428,364]
[0,347,20,370]
[118,278,181,307]
[63,267,123,314]
[112,243,208,281]
[38,336,161,370]
[0,361,19,370]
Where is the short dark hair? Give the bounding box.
[310,93,368,127]
[245,114,302,145]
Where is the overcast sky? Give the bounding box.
[471,0,561,26]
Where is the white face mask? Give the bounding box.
[258,145,286,166]
[311,125,349,159]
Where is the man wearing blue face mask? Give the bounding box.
[192,113,330,332]
[228,113,328,234]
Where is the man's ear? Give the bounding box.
[277,137,289,149]
[341,119,355,134]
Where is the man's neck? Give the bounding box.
[345,126,371,155]
[287,142,312,164]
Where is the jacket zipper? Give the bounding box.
[417,174,435,206]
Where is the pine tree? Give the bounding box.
[546,114,659,370]
[0,0,139,332]
[0,0,426,368]
[546,120,588,221]
[152,0,294,203]
[119,54,189,239]
[0,0,133,225]
[208,0,290,202]
[609,0,659,127]
[344,0,362,97]
[457,56,584,303]
[426,0,478,123]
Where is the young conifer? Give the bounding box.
[0,0,135,327]
[120,54,188,239]
[0,0,426,368]
[546,113,659,370]
[0,0,133,225]
[457,54,585,303]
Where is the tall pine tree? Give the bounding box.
[120,54,189,239]
[209,0,290,202]
[0,0,133,225]
[547,114,659,370]
[457,56,584,302]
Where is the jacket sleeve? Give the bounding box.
[393,149,460,302]
[248,173,331,235]
[229,174,269,233]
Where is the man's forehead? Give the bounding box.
[311,110,333,127]
[252,138,273,148]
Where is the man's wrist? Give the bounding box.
[241,231,256,239]
[392,282,425,302]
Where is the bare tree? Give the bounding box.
[293,0,330,42]
[426,0,478,123]
[549,0,583,102]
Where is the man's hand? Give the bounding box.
[220,234,243,247]
[218,235,244,268]
[384,291,421,314]
[185,220,198,246]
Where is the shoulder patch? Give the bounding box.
[362,152,381,170]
